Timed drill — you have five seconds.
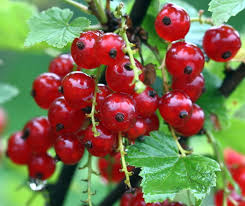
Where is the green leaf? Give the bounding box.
[0,83,19,104]
[196,70,228,131]
[25,7,91,48]
[126,131,220,205]
[0,0,37,50]
[209,0,245,25]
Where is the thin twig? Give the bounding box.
[93,0,108,24]
[64,0,92,15]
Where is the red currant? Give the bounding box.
[54,134,84,165]
[144,113,160,135]
[133,86,159,117]
[48,97,85,134]
[126,117,147,141]
[83,125,116,157]
[48,54,74,78]
[203,25,241,62]
[94,33,125,66]
[96,84,111,111]
[106,57,145,94]
[159,91,192,128]
[215,189,243,206]
[71,31,102,69]
[61,71,95,109]
[172,74,205,102]
[155,3,190,42]
[23,116,53,154]
[28,153,56,180]
[32,73,62,109]
[7,131,31,165]
[132,189,163,206]
[224,148,245,168]
[231,165,245,195]
[100,93,136,132]
[120,192,135,206]
[175,104,204,137]
[98,153,133,183]
[0,108,7,134]
[166,42,204,82]
[162,200,185,206]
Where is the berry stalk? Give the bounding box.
[118,132,132,188]
[64,0,91,15]
[190,10,214,26]
[92,0,108,24]
[87,153,93,206]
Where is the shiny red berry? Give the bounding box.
[106,57,145,94]
[155,3,190,42]
[32,73,62,109]
[144,113,160,135]
[175,104,204,137]
[71,31,102,69]
[231,165,245,195]
[7,131,31,165]
[126,117,147,141]
[96,84,111,111]
[224,148,245,168]
[83,125,116,157]
[61,71,95,109]
[203,25,241,62]
[172,74,205,102]
[98,153,133,183]
[120,192,135,206]
[54,134,84,165]
[133,86,159,117]
[48,97,85,134]
[23,117,53,154]
[0,108,7,134]
[100,93,136,132]
[28,153,56,180]
[166,42,205,82]
[159,91,192,128]
[94,33,125,66]
[48,54,74,78]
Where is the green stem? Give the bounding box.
[84,24,103,31]
[64,0,92,15]
[191,18,214,26]
[87,154,93,206]
[87,68,102,137]
[118,132,132,188]
[93,0,108,24]
[120,17,146,93]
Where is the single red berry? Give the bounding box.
[83,125,116,157]
[224,148,245,168]
[32,73,62,109]
[144,113,160,135]
[100,93,136,132]
[133,86,159,117]
[48,54,74,78]
[120,192,136,206]
[23,117,53,154]
[7,131,31,165]
[166,42,205,82]
[28,153,56,180]
[215,189,243,206]
[48,97,85,134]
[106,57,145,94]
[159,91,192,128]
[203,25,241,62]
[71,31,102,69]
[96,84,111,111]
[175,104,204,137]
[126,117,148,141]
[54,134,84,165]
[231,165,245,195]
[155,3,190,42]
[94,33,125,66]
[61,71,95,109]
[132,189,163,206]
[172,74,205,102]
[98,153,133,183]
[0,108,7,134]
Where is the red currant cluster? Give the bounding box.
[154,3,241,136]
[120,188,184,206]
[215,149,245,206]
